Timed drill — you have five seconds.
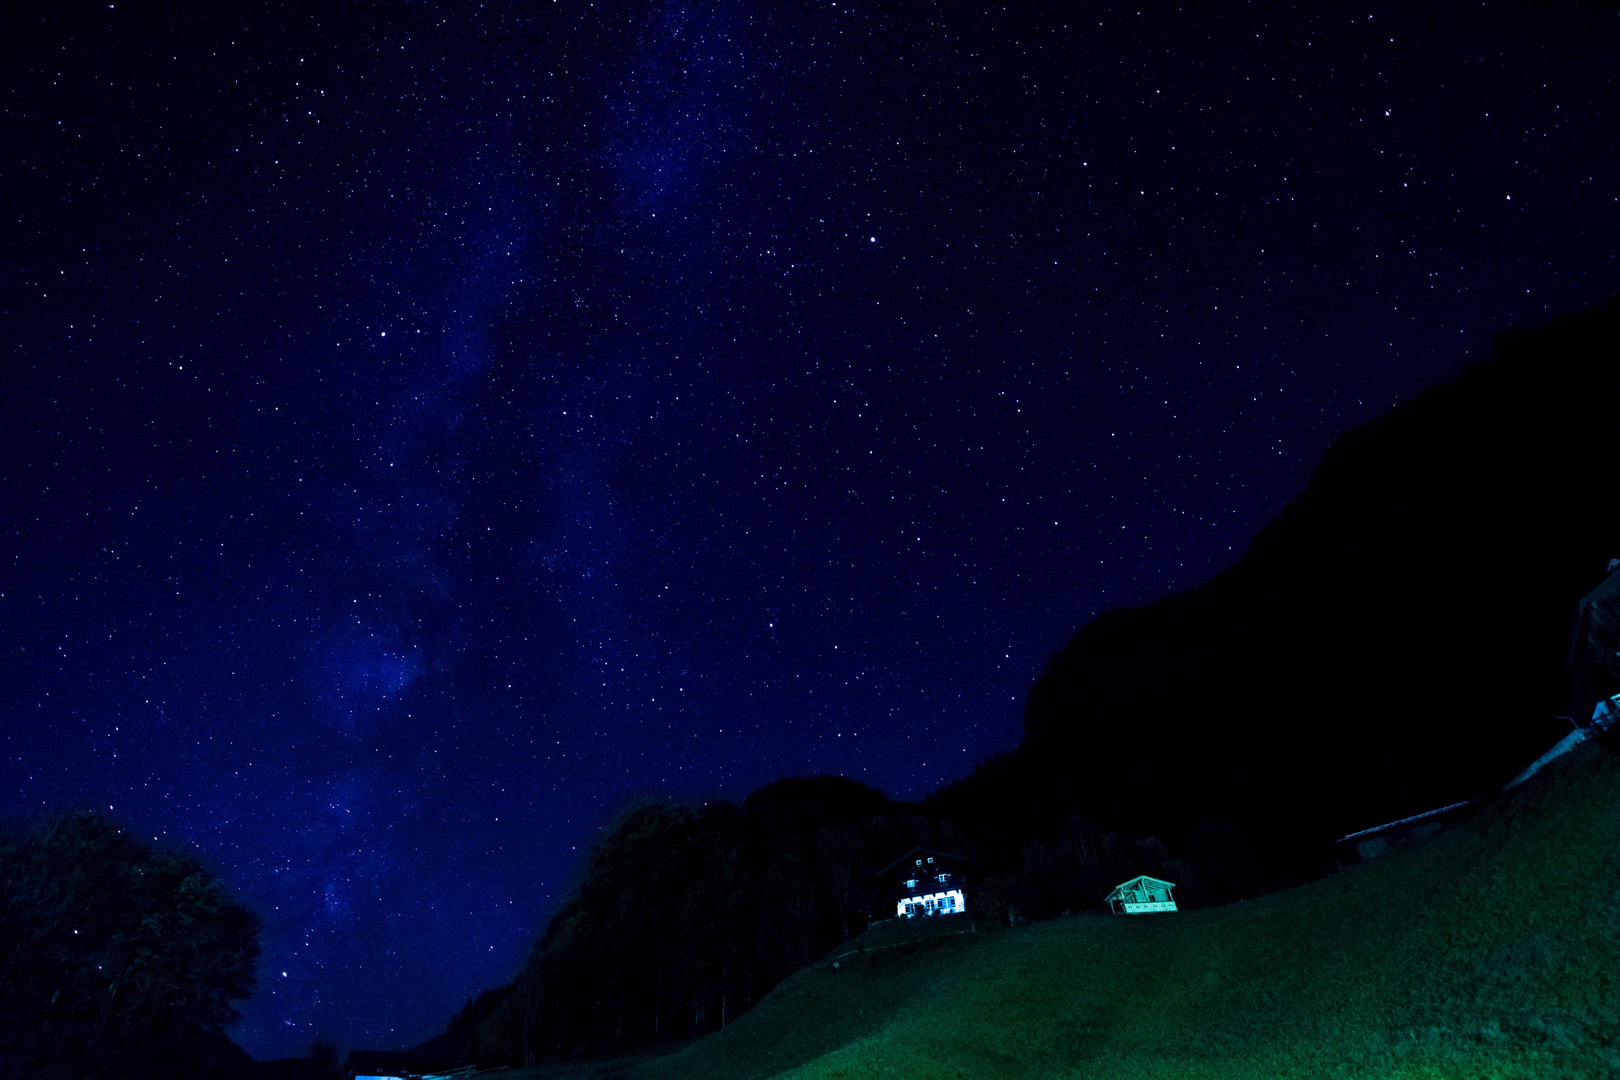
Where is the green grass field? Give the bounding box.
[614,738,1620,1079]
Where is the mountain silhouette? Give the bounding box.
[931,291,1620,881]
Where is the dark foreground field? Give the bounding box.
[505,734,1620,1079]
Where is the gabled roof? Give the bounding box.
[1336,797,1483,844]
[1105,875,1177,899]
[875,846,967,879]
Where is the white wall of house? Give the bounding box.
[896,889,965,918]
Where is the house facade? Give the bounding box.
[876,847,967,918]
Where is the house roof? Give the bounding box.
[1336,797,1484,844]
[874,846,967,879]
[1104,875,1177,899]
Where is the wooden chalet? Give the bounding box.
[1105,875,1178,914]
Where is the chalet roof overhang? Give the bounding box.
[875,846,968,879]
[1105,875,1177,899]
[1335,797,1484,845]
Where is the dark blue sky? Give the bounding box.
[3,0,1617,1060]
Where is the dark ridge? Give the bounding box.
[742,775,901,823]
[931,291,1620,880]
[439,294,1620,1069]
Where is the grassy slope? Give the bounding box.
[631,739,1620,1079]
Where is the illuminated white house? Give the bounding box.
[1105,875,1178,914]
[877,847,967,919]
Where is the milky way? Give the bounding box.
[3,0,1616,1060]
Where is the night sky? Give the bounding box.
[4,0,1618,1060]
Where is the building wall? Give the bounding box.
[896,889,966,918]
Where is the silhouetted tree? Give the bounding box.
[299,1041,338,1080]
[0,810,260,1080]
[814,828,866,941]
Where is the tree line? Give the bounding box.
[461,773,1277,1066]
[0,783,1284,1075]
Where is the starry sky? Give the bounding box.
[4,0,1618,1061]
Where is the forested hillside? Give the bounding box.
[626,733,1620,1080]
[463,777,1207,1064]
[933,292,1620,879]
[446,294,1620,1072]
